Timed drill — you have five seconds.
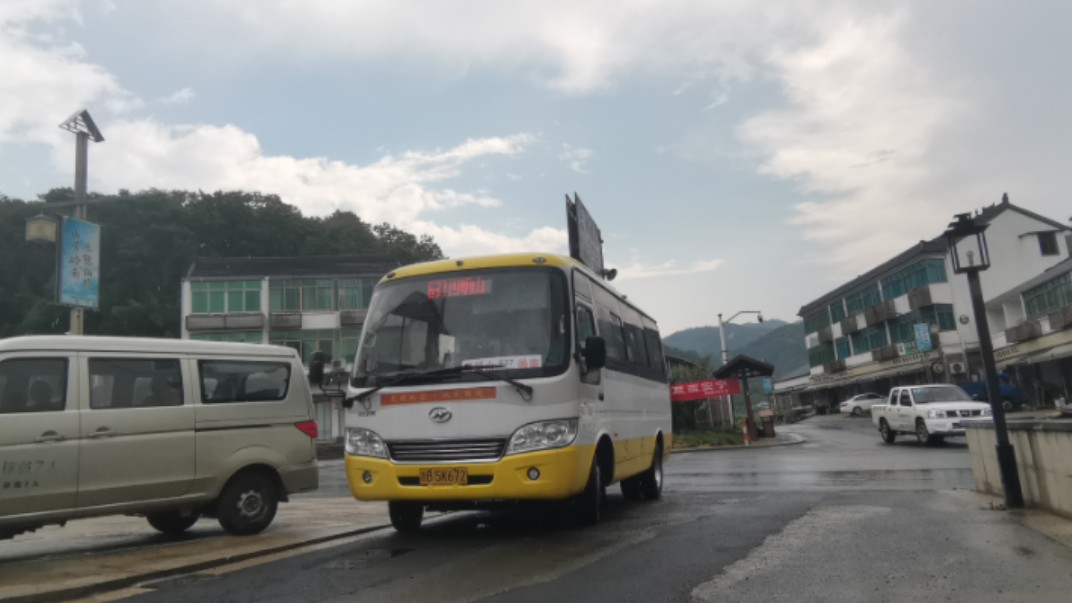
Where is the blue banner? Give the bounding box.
[57,217,100,309]
[913,323,933,353]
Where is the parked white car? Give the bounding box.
[839,393,884,416]
[871,384,992,446]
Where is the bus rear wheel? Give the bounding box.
[638,444,663,500]
[388,501,424,532]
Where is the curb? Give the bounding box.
[671,433,806,454]
[7,522,393,603]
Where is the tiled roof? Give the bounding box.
[186,255,400,279]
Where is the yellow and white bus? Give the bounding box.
[338,252,671,531]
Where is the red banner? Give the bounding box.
[670,379,741,402]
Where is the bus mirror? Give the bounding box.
[583,336,607,370]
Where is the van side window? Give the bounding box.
[89,359,184,409]
[0,358,67,413]
[576,305,595,347]
[200,360,291,404]
[642,327,668,382]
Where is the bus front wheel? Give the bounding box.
[575,460,604,526]
[388,501,424,532]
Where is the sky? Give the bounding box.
[2,0,1070,334]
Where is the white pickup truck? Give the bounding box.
[872,384,992,446]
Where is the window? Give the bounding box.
[1023,272,1072,318]
[619,304,649,367]
[829,302,847,323]
[199,360,291,404]
[803,310,831,335]
[898,390,911,406]
[191,280,261,314]
[851,325,889,354]
[576,306,595,345]
[919,304,956,332]
[89,359,183,409]
[270,329,337,365]
[0,358,67,413]
[845,285,882,315]
[338,329,360,364]
[1039,232,1059,256]
[302,279,335,311]
[339,278,378,310]
[190,331,263,344]
[807,343,835,368]
[835,336,851,359]
[881,258,947,300]
[642,327,668,382]
[270,279,302,311]
[593,285,626,363]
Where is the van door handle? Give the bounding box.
[86,428,115,439]
[35,432,65,443]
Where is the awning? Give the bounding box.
[1004,342,1072,367]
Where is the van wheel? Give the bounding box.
[388,501,424,532]
[217,472,279,536]
[880,420,897,444]
[575,459,603,526]
[620,476,643,501]
[146,511,199,536]
[638,444,664,500]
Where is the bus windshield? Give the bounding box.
[352,267,570,386]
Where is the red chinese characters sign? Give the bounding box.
[669,379,741,402]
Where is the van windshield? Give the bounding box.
[351,267,570,386]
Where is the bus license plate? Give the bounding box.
[419,467,468,486]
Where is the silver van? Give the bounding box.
[0,336,319,539]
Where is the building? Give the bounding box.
[793,197,1070,410]
[180,255,400,440]
[990,256,1072,407]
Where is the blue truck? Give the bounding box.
[956,374,1026,411]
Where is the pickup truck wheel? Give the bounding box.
[916,420,935,446]
[880,420,896,444]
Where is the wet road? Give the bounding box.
[118,415,1072,602]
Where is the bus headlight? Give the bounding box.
[506,419,578,455]
[346,427,388,458]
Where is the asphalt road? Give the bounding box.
[124,415,1072,603]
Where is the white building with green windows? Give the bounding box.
[180,255,399,439]
[794,197,1070,411]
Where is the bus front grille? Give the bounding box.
[387,439,507,463]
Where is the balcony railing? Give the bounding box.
[186,312,265,332]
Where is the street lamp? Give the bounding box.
[717,310,763,429]
[718,310,764,365]
[58,109,104,335]
[943,210,1024,508]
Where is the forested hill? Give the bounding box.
[663,320,808,380]
[0,188,443,338]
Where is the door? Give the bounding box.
[0,354,79,517]
[895,389,914,431]
[75,355,195,508]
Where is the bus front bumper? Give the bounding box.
[345,445,595,502]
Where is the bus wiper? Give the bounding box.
[350,366,464,405]
[459,365,535,401]
[349,364,535,406]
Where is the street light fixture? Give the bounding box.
[943,210,1024,508]
[25,214,58,244]
[718,310,764,365]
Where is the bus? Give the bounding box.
[333,252,671,531]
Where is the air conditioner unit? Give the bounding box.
[949,362,966,374]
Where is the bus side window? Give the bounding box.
[576,305,595,347]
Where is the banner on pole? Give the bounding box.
[670,379,741,402]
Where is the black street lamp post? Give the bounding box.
[943,211,1024,508]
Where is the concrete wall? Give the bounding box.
[965,420,1072,518]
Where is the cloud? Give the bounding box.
[159,87,195,104]
[737,12,968,273]
[612,258,724,281]
[558,143,593,174]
